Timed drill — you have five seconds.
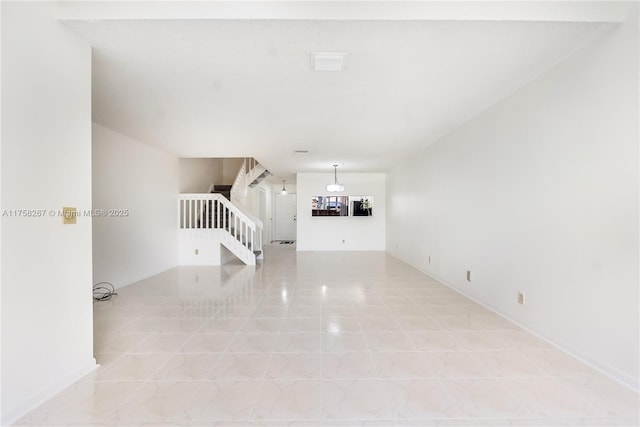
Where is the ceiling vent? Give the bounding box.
[294,150,309,154]
[311,52,349,72]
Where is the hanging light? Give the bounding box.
[326,164,344,192]
[280,180,288,195]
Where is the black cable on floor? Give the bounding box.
[93,281,117,301]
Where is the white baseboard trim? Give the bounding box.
[387,250,639,393]
[1,358,98,427]
[110,263,181,290]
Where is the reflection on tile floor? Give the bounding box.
[16,245,639,426]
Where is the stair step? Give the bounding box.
[213,185,232,191]
[211,190,231,200]
[210,185,232,200]
[249,170,271,188]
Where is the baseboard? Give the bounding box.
[1,358,98,426]
[387,250,639,393]
[114,263,182,289]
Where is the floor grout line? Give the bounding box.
[20,246,638,425]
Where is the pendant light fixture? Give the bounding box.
[326,164,344,192]
[280,180,288,195]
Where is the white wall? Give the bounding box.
[179,233,223,265]
[93,123,179,288]
[387,11,638,390]
[222,158,243,184]
[1,3,94,423]
[271,182,297,196]
[297,173,385,251]
[179,158,222,193]
[0,2,4,416]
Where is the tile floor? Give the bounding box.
[17,245,639,426]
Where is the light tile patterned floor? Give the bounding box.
[16,245,639,426]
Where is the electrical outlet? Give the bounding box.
[342,239,345,244]
[466,270,471,282]
[195,249,199,255]
[428,256,431,264]
[518,292,525,305]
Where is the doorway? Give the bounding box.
[274,193,297,241]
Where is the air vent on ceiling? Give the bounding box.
[294,150,310,154]
[310,52,349,72]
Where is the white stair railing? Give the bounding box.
[247,162,268,186]
[229,158,265,255]
[230,158,248,204]
[178,193,258,265]
[230,157,270,203]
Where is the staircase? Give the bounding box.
[199,197,263,259]
[230,158,270,205]
[247,160,271,188]
[211,184,232,200]
[179,193,262,265]
[178,158,270,266]
[203,185,232,230]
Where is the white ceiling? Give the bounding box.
[60,2,628,181]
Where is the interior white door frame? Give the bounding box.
[273,192,297,241]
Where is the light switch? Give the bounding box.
[62,207,76,225]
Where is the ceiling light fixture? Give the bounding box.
[326,165,344,192]
[280,180,288,195]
